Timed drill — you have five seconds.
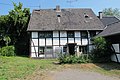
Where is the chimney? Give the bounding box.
[56,5,61,12]
[99,12,103,19]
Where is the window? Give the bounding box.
[39,31,53,38]
[79,46,87,54]
[90,31,96,38]
[39,32,45,38]
[81,31,88,38]
[67,31,74,38]
[45,32,53,38]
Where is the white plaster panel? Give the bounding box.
[53,31,59,37]
[31,47,38,53]
[60,31,67,37]
[60,38,67,45]
[75,31,80,37]
[32,39,38,46]
[112,44,119,53]
[68,38,74,43]
[75,38,81,45]
[39,38,45,46]
[82,39,88,45]
[32,32,38,38]
[53,38,59,45]
[31,53,37,57]
[46,38,52,46]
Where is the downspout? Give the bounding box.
[87,30,90,54]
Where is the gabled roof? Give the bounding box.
[98,21,120,37]
[100,16,119,26]
[27,8,104,31]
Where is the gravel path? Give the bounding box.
[48,69,120,80]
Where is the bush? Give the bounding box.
[91,37,112,62]
[0,46,15,56]
[58,53,91,64]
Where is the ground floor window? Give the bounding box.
[39,46,53,58]
[79,46,87,54]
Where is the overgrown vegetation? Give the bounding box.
[58,54,91,64]
[0,2,30,56]
[58,37,112,64]
[0,57,120,80]
[90,37,112,62]
[0,46,15,56]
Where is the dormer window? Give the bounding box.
[57,14,61,17]
[57,14,61,23]
[84,13,89,18]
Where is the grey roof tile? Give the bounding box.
[100,16,119,26]
[27,8,104,31]
[97,21,120,37]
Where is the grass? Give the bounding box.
[0,56,120,80]
[0,56,57,80]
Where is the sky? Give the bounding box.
[0,0,120,15]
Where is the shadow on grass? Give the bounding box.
[94,62,120,71]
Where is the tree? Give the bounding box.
[102,8,120,19]
[91,37,111,62]
[0,15,10,47]
[8,2,30,45]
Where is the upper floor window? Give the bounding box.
[45,32,53,38]
[39,31,53,38]
[67,31,74,38]
[81,31,88,38]
[90,31,96,38]
[39,32,45,38]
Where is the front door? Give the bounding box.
[67,43,77,55]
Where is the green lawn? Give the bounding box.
[0,56,57,80]
[0,56,120,80]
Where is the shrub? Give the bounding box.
[0,46,15,56]
[91,37,112,62]
[58,53,91,64]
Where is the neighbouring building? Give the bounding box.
[27,6,105,58]
[98,19,120,63]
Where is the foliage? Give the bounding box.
[91,37,112,62]
[58,54,91,64]
[102,8,120,19]
[0,2,30,55]
[0,46,15,56]
[8,2,30,44]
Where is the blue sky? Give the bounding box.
[0,0,120,15]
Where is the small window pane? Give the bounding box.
[45,32,53,38]
[53,31,59,37]
[60,31,67,37]
[39,32,45,38]
[81,31,88,38]
[75,31,80,37]
[67,31,74,38]
[53,38,59,45]
[90,31,96,38]
[32,32,38,38]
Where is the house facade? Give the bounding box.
[27,6,105,58]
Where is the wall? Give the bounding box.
[30,31,97,58]
[111,44,120,63]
